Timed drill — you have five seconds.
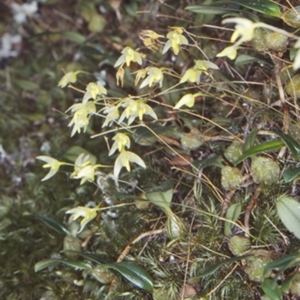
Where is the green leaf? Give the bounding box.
[146,188,173,215]
[234,140,284,165]
[61,31,86,44]
[61,251,152,291]
[80,45,104,56]
[189,254,251,281]
[105,262,153,292]
[274,131,300,158]
[35,258,91,272]
[276,195,300,239]
[14,79,39,91]
[283,167,300,183]
[264,252,300,275]
[186,0,281,17]
[235,55,257,67]
[34,214,70,235]
[235,0,281,17]
[243,128,258,151]
[185,5,236,14]
[193,155,223,171]
[224,203,242,236]
[261,279,282,300]
[63,146,97,165]
[281,6,300,28]
[143,181,175,214]
[133,125,178,146]
[63,250,113,264]
[282,274,299,293]
[235,55,271,67]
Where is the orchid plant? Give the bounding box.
[37,16,300,236]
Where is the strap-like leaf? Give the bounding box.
[234,140,284,165]
[35,258,91,272]
[243,128,258,152]
[261,279,282,300]
[274,131,300,159]
[189,254,251,282]
[263,252,300,275]
[105,262,153,292]
[224,203,242,236]
[63,250,113,264]
[236,0,281,17]
[35,214,70,235]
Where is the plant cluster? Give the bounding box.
[2,0,300,299]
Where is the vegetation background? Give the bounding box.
[1,0,300,299]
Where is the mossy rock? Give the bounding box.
[250,156,280,185]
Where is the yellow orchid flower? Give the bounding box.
[139,67,164,89]
[109,132,131,156]
[66,101,96,136]
[114,150,146,179]
[70,153,98,185]
[134,68,147,86]
[114,46,143,67]
[139,30,164,52]
[293,39,300,70]
[140,30,164,40]
[194,60,219,72]
[66,206,98,233]
[116,66,125,87]
[174,93,202,109]
[180,68,201,84]
[216,45,238,60]
[223,18,262,45]
[180,60,219,84]
[71,153,91,175]
[83,82,107,103]
[36,156,64,181]
[162,26,188,55]
[118,98,157,125]
[73,165,96,184]
[58,71,81,88]
[102,105,120,128]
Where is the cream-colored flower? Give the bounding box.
[223,18,260,45]
[66,206,98,233]
[180,60,218,84]
[140,67,164,89]
[139,30,164,52]
[109,132,131,156]
[180,68,201,84]
[73,165,96,184]
[174,93,202,109]
[102,105,120,128]
[116,66,125,87]
[71,153,91,175]
[194,60,219,72]
[114,46,143,67]
[134,68,147,86]
[70,153,97,184]
[293,39,300,71]
[58,71,80,88]
[83,82,107,103]
[140,30,164,40]
[216,45,238,60]
[66,101,96,136]
[118,98,157,125]
[36,156,63,181]
[114,150,146,179]
[162,27,188,55]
